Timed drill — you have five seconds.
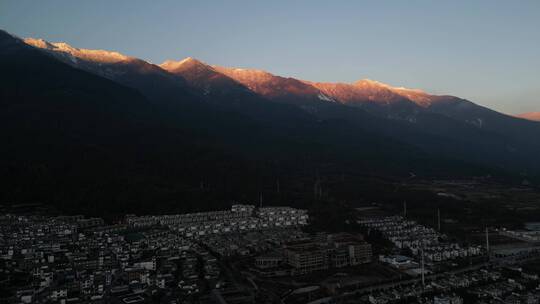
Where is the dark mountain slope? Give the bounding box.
[427,96,540,148]
[4,30,467,217]
[4,29,539,218]
[23,37,540,176]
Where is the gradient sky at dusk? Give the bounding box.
[1,0,539,114]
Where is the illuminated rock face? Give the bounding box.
[211,65,456,111]
[212,66,324,101]
[516,112,540,122]
[312,80,411,106]
[23,37,453,111]
[159,58,250,97]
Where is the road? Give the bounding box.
[335,261,489,298]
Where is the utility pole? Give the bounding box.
[259,193,263,208]
[437,208,441,231]
[403,201,407,218]
[421,246,425,289]
[314,180,319,199]
[485,227,490,255]
[314,175,322,199]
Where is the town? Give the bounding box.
[3,1,540,303]
[2,204,540,304]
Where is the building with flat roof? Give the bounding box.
[286,244,329,275]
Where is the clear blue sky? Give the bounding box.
[1,0,539,114]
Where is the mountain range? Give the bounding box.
[2,29,539,215]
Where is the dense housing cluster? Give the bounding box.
[125,205,308,238]
[0,205,310,304]
[358,216,482,262]
[4,204,540,304]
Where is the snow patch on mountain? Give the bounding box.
[317,93,335,102]
[24,38,131,64]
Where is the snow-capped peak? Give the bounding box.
[159,57,208,71]
[212,66,274,79]
[354,79,424,93]
[24,38,131,64]
[352,79,434,107]
[354,79,390,87]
